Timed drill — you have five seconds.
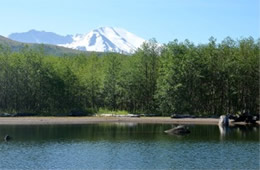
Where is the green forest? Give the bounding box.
[0,37,259,116]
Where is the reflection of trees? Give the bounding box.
[0,124,169,142]
[232,125,258,138]
[218,124,259,141]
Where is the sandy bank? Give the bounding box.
[0,117,217,125]
[0,116,258,125]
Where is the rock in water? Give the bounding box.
[4,135,11,141]
[164,125,190,135]
[219,115,229,126]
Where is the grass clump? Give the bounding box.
[97,108,129,115]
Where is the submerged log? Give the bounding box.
[164,125,190,135]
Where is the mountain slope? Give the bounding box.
[0,35,88,56]
[8,27,145,53]
[9,29,73,45]
[61,27,145,53]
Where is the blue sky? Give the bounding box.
[0,0,259,43]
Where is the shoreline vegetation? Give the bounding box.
[0,37,259,118]
[0,116,259,125]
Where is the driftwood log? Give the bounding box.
[164,125,190,135]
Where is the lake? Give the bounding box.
[0,123,259,169]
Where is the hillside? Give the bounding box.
[0,35,89,56]
[9,29,73,45]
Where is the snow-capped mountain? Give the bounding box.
[8,27,145,53]
[60,27,145,53]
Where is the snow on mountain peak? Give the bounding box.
[60,27,145,53]
[8,27,145,53]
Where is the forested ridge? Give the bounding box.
[0,37,259,116]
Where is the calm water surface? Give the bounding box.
[0,123,259,169]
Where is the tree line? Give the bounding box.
[0,37,259,116]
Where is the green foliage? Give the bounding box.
[97,108,129,115]
[103,53,122,110]
[0,37,259,116]
[156,37,259,116]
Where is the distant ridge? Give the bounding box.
[0,35,89,56]
[9,29,73,45]
[8,27,145,53]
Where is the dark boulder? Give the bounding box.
[4,135,11,141]
[233,114,257,124]
[164,125,191,135]
[228,114,237,120]
[0,113,12,117]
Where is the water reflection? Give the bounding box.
[0,124,167,142]
[0,123,259,169]
[0,123,259,143]
[218,124,259,141]
[218,124,229,140]
[114,122,138,127]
